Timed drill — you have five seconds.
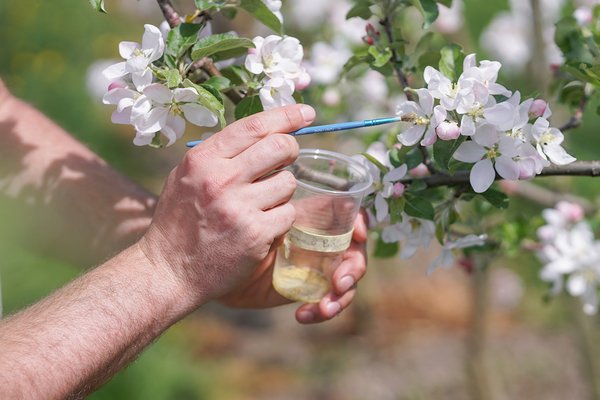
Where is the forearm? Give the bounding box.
[0,243,199,399]
[0,80,157,267]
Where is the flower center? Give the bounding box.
[415,116,430,125]
[539,130,556,145]
[169,102,183,116]
[485,146,499,159]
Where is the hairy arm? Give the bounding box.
[0,80,156,267]
[0,243,197,399]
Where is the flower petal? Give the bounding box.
[133,131,155,146]
[544,144,576,165]
[567,273,586,296]
[460,114,475,136]
[143,83,173,105]
[132,69,153,91]
[119,41,140,59]
[383,164,408,183]
[102,62,128,80]
[375,194,389,222]
[398,125,426,146]
[133,106,168,133]
[453,141,486,163]
[142,24,165,62]
[416,88,433,115]
[470,158,495,193]
[181,103,219,127]
[173,87,199,103]
[494,155,519,180]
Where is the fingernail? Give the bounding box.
[338,275,355,293]
[300,105,316,123]
[325,301,341,318]
[297,310,314,323]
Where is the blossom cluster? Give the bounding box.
[536,201,600,314]
[245,35,310,110]
[396,54,576,194]
[102,24,218,146]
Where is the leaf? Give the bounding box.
[166,23,203,59]
[439,44,465,82]
[204,76,231,91]
[89,0,107,13]
[234,95,264,120]
[346,1,373,19]
[405,147,424,169]
[360,152,388,173]
[479,189,509,209]
[239,0,283,34]
[220,65,250,85]
[183,79,226,127]
[373,234,400,258]
[164,69,183,88]
[408,179,427,192]
[343,54,369,74]
[410,0,439,28]
[194,0,228,10]
[368,46,393,68]
[404,193,435,220]
[433,135,466,171]
[389,197,405,224]
[191,33,254,61]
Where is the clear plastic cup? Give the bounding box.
[272,149,373,303]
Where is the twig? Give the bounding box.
[401,160,600,188]
[156,0,181,28]
[506,181,594,214]
[560,95,589,132]
[291,164,354,191]
[379,16,413,100]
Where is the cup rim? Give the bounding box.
[294,148,373,197]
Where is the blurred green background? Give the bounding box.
[2,0,600,399]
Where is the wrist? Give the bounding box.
[134,238,209,316]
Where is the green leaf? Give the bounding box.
[408,179,427,192]
[404,193,435,220]
[346,1,373,19]
[433,135,466,171]
[234,95,264,120]
[373,233,400,258]
[410,0,439,28]
[389,197,406,224]
[439,44,465,82]
[239,0,283,34]
[343,54,370,74]
[183,79,226,127]
[220,65,250,85]
[405,147,424,169]
[479,189,509,209]
[204,76,231,91]
[200,83,224,105]
[89,0,107,13]
[368,46,393,68]
[194,0,228,10]
[164,69,183,88]
[191,33,254,61]
[166,23,203,59]
[361,152,388,173]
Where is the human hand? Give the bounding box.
[138,104,315,310]
[219,210,368,324]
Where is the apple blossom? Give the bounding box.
[382,214,436,259]
[530,118,576,165]
[130,83,218,146]
[396,89,446,146]
[428,234,487,274]
[102,24,164,91]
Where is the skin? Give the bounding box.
[0,82,368,398]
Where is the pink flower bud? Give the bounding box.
[574,7,593,26]
[107,81,127,91]
[529,99,548,119]
[436,121,460,140]
[363,36,375,45]
[409,163,429,177]
[323,88,341,106]
[556,201,585,222]
[294,71,311,90]
[366,23,376,35]
[392,182,405,198]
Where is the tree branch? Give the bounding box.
[379,16,412,100]
[560,95,589,132]
[402,160,600,188]
[156,0,181,28]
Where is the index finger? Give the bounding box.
[198,104,316,159]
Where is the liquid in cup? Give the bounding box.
[272,149,372,303]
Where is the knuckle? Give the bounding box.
[241,115,267,139]
[268,134,298,159]
[283,107,300,131]
[279,170,297,193]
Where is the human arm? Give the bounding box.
[0,105,312,398]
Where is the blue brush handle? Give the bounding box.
[186,116,401,148]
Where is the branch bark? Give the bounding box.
[402,160,600,188]
[379,16,412,100]
[157,0,181,28]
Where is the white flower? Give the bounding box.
[424,66,461,111]
[428,234,487,274]
[382,214,435,259]
[307,42,352,85]
[259,77,296,110]
[130,83,218,146]
[574,6,593,26]
[530,118,576,165]
[373,165,408,222]
[453,124,521,193]
[396,89,447,146]
[103,24,164,91]
[102,84,140,125]
[246,35,305,81]
[434,0,464,34]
